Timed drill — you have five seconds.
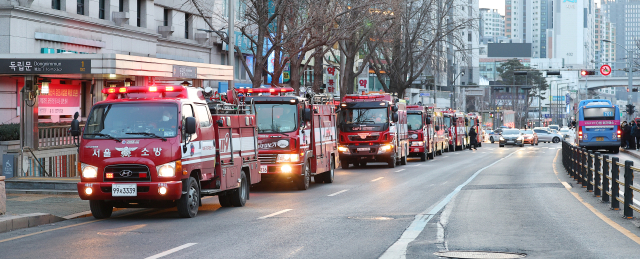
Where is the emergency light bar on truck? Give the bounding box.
[101,85,185,94]
[235,87,295,95]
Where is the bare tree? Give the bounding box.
[368,0,475,98]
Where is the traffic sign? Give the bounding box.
[600,64,612,76]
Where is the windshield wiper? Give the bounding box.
[126,132,167,141]
[84,133,122,142]
[258,130,288,137]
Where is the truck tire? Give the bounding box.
[318,157,335,184]
[341,160,350,169]
[218,191,232,207]
[401,147,408,165]
[449,144,455,152]
[89,200,113,219]
[296,162,310,190]
[177,177,200,218]
[388,152,397,168]
[229,171,248,207]
[420,151,427,161]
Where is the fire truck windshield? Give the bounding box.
[255,104,298,133]
[343,108,388,125]
[84,103,178,139]
[407,114,422,130]
[444,117,451,127]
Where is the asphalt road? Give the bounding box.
[2,142,640,259]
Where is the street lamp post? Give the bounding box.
[603,39,633,120]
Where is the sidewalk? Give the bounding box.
[0,193,91,233]
[622,148,640,161]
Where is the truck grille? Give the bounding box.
[348,135,379,141]
[103,165,151,182]
[258,154,278,164]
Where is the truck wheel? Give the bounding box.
[401,151,408,165]
[296,162,310,190]
[388,152,397,168]
[89,200,113,219]
[177,177,200,218]
[341,160,350,169]
[449,144,455,152]
[420,151,427,161]
[320,158,335,184]
[230,171,248,207]
[218,192,232,207]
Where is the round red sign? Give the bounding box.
[600,64,612,76]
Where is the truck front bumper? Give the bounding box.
[77,181,183,200]
[259,163,303,175]
[337,143,394,162]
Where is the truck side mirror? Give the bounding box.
[70,112,81,137]
[392,112,399,123]
[465,118,469,126]
[185,117,197,134]
[303,108,312,122]
[392,106,398,112]
[426,117,431,125]
[435,125,440,131]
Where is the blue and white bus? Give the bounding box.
[576,99,621,153]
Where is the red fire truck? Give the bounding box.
[337,93,408,168]
[407,105,434,161]
[242,87,337,190]
[427,107,448,155]
[443,110,467,151]
[71,85,260,219]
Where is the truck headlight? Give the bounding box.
[157,161,176,177]
[277,154,300,162]
[378,144,393,154]
[81,163,98,178]
[338,146,350,154]
[411,141,424,146]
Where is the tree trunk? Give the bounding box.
[313,46,323,93]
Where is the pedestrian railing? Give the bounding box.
[38,124,84,149]
[561,141,638,219]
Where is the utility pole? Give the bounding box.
[228,0,235,90]
[628,50,633,121]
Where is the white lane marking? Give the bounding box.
[395,169,405,172]
[371,177,385,182]
[257,209,293,219]
[328,189,349,197]
[379,151,516,259]
[414,164,421,166]
[454,153,460,155]
[145,243,197,259]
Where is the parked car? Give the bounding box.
[521,129,538,145]
[499,129,524,147]
[559,128,574,140]
[533,128,563,143]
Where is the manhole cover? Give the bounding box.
[434,251,526,259]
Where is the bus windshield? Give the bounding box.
[407,114,422,130]
[583,107,616,120]
[84,103,178,139]
[255,104,298,133]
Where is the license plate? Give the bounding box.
[357,147,370,151]
[596,137,604,141]
[112,184,137,197]
[260,165,268,174]
[414,148,420,152]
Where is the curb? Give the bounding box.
[621,148,640,160]
[5,189,78,195]
[0,213,65,233]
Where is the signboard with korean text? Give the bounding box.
[172,65,197,78]
[326,66,337,94]
[0,59,90,74]
[357,65,369,94]
[37,81,81,116]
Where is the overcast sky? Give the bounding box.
[479,0,602,16]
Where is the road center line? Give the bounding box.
[257,209,292,219]
[394,169,405,172]
[379,151,516,259]
[145,243,197,259]
[371,177,384,182]
[327,189,349,197]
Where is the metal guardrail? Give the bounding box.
[38,125,84,149]
[561,141,637,218]
[8,147,79,178]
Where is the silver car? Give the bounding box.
[533,128,563,143]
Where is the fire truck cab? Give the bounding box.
[243,87,337,190]
[72,85,260,219]
[407,105,433,161]
[443,110,467,151]
[337,93,408,168]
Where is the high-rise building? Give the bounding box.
[480,8,505,37]
[602,0,640,77]
[504,0,551,58]
[547,0,595,69]
[595,7,617,65]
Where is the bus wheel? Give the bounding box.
[89,200,113,219]
[177,177,200,218]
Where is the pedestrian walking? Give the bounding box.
[630,121,637,150]
[623,121,631,148]
[469,127,478,150]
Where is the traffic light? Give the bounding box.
[626,104,636,115]
[490,112,494,118]
[580,70,596,76]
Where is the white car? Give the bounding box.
[559,128,574,139]
[533,128,564,143]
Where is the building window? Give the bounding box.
[185,13,190,39]
[119,0,123,12]
[99,0,105,19]
[52,0,61,10]
[164,9,169,26]
[77,0,84,15]
[136,0,141,27]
